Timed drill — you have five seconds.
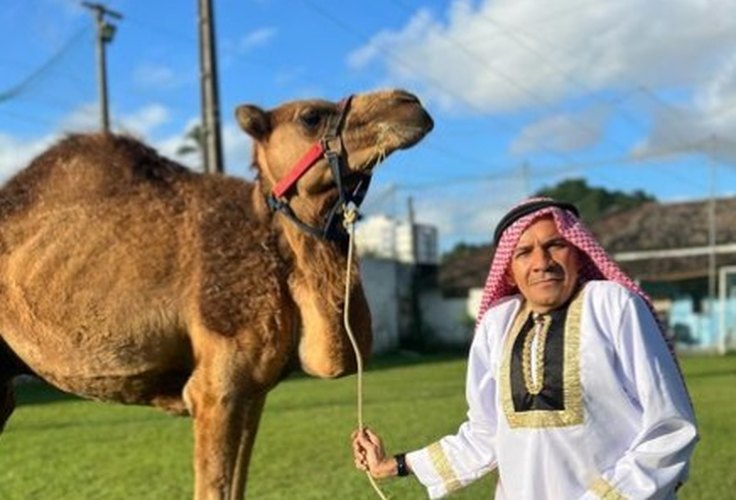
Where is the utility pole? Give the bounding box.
[82,2,122,133]
[708,136,718,303]
[406,196,423,350]
[407,196,418,264]
[198,0,224,173]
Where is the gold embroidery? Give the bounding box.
[590,477,627,499]
[522,313,551,395]
[427,442,462,493]
[500,288,585,428]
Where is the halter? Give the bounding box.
[267,95,372,241]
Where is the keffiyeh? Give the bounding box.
[475,197,688,370]
[477,197,649,321]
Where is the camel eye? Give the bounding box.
[298,109,323,130]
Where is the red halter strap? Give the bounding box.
[270,96,352,199]
[271,143,324,198]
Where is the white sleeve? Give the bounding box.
[406,318,499,498]
[584,294,698,500]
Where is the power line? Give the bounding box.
[299,0,587,166]
[392,0,633,157]
[392,140,710,191]
[0,28,89,104]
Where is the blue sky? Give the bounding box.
[1,0,736,251]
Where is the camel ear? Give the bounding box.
[235,105,270,140]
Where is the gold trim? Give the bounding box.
[427,442,462,494]
[500,288,585,428]
[522,314,551,395]
[590,477,627,499]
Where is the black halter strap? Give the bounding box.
[267,95,371,241]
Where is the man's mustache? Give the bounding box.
[528,264,565,284]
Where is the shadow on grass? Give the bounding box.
[11,350,472,406]
[13,379,78,406]
[366,348,470,370]
[281,348,471,382]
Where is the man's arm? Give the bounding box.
[351,314,500,499]
[582,294,698,499]
[404,317,500,498]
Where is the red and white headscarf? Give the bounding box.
[476,196,651,323]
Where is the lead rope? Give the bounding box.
[342,206,390,500]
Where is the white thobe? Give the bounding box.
[407,281,697,499]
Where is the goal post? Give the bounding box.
[718,265,736,355]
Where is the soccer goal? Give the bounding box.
[718,265,736,354]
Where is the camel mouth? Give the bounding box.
[348,97,433,176]
[389,95,434,150]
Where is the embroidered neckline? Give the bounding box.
[500,286,586,428]
[522,313,551,395]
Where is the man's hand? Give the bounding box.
[351,428,399,479]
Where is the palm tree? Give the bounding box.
[177,124,205,170]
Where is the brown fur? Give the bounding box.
[0,89,432,499]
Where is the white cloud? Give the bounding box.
[351,0,736,110]
[633,51,736,163]
[133,63,179,90]
[48,102,171,138]
[635,105,736,164]
[695,54,736,114]
[154,117,201,170]
[57,102,99,132]
[238,27,277,53]
[0,132,57,181]
[118,104,170,137]
[511,107,607,155]
[410,179,526,250]
[0,102,253,185]
[222,123,254,179]
[349,0,736,158]
[153,118,253,178]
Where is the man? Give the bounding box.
[352,197,697,499]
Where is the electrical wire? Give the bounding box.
[0,28,89,104]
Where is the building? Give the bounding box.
[355,214,439,265]
[590,197,736,353]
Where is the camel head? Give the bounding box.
[235,89,433,237]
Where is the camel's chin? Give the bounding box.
[348,146,398,174]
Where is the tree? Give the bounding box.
[535,178,655,224]
[177,124,205,170]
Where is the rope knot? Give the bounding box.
[342,205,358,227]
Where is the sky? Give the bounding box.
[1,0,736,252]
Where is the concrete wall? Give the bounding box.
[359,257,401,353]
[668,296,736,352]
[419,290,473,345]
[360,259,479,352]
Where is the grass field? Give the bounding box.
[0,353,733,499]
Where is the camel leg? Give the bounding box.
[231,394,266,499]
[0,381,15,434]
[183,337,270,500]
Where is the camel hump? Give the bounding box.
[0,133,195,221]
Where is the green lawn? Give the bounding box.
[0,353,733,499]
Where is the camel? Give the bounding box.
[0,89,433,499]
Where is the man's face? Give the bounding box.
[507,216,580,313]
